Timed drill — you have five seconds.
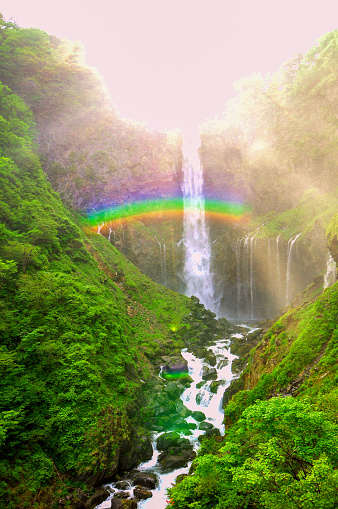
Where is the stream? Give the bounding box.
[95,334,241,509]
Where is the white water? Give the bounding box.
[95,337,238,509]
[285,233,301,305]
[324,251,337,288]
[182,137,218,313]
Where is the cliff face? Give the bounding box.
[0,21,183,211]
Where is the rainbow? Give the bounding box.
[87,198,250,227]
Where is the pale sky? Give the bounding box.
[1,0,337,133]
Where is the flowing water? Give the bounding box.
[181,137,218,313]
[95,337,239,509]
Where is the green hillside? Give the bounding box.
[0,76,192,507]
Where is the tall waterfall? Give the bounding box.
[182,137,217,312]
[324,251,337,288]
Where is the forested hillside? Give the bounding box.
[166,31,338,509]
[0,40,205,507]
[0,12,337,509]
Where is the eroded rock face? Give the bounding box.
[328,235,338,264]
[118,432,153,472]
[84,490,110,509]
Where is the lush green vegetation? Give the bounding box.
[168,397,338,509]
[0,70,194,507]
[201,30,338,217]
[0,12,337,509]
[166,29,338,509]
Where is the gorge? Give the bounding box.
[0,12,337,509]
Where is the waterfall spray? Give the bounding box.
[182,136,218,312]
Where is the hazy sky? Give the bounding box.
[1,0,337,133]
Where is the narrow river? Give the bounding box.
[95,333,239,509]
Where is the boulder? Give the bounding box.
[156,432,181,451]
[85,490,110,509]
[198,421,214,430]
[110,500,137,509]
[205,350,217,366]
[163,381,181,400]
[118,432,153,472]
[159,449,196,469]
[115,481,131,490]
[133,486,152,499]
[132,473,158,489]
[175,402,191,418]
[210,380,225,394]
[202,367,218,381]
[173,418,192,433]
[113,491,130,499]
[191,410,206,422]
[198,428,222,442]
[216,358,229,369]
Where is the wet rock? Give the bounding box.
[173,418,192,433]
[210,380,225,393]
[115,481,131,490]
[191,410,206,422]
[196,348,207,358]
[157,432,181,450]
[202,367,218,380]
[205,350,217,366]
[198,421,214,430]
[205,428,221,438]
[175,473,189,484]
[217,358,229,369]
[133,486,152,499]
[163,381,181,400]
[114,491,130,499]
[198,427,221,442]
[175,402,191,418]
[70,499,86,509]
[196,381,206,389]
[159,449,196,469]
[133,473,158,490]
[69,488,88,508]
[85,490,110,509]
[111,500,137,509]
[118,432,153,472]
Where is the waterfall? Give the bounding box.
[285,234,301,305]
[236,238,242,314]
[324,251,337,288]
[155,236,167,286]
[249,236,255,318]
[182,138,217,313]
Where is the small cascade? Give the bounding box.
[249,235,256,318]
[231,233,316,319]
[234,235,257,320]
[285,234,301,305]
[155,235,167,286]
[235,238,241,313]
[97,223,104,235]
[182,137,218,313]
[107,226,112,243]
[94,336,238,509]
[276,235,281,293]
[324,251,337,288]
